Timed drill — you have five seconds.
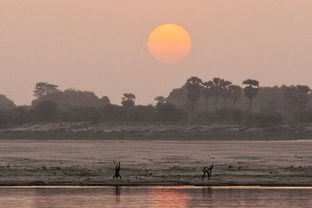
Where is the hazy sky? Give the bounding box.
[1,0,312,105]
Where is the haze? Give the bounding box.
[1,0,312,105]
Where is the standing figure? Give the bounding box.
[202,165,214,181]
[113,161,122,179]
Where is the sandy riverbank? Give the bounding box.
[0,140,311,186]
[2,122,312,140]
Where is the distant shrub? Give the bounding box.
[101,104,126,121]
[196,108,245,124]
[214,108,245,123]
[33,100,60,122]
[10,106,34,125]
[250,111,283,127]
[0,94,16,110]
[0,110,11,127]
[294,108,312,123]
[127,105,157,121]
[64,107,101,122]
[32,88,110,111]
[157,103,186,122]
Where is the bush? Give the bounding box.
[0,110,11,127]
[10,107,34,125]
[214,108,245,123]
[0,106,35,127]
[33,100,60,122]
[64,107,101,122]
[196,108,245,124]
[250,111,283,127]
[127,105,157,121]
[157,103,186,122]
[294,108,312,123]
[100,105,126,121]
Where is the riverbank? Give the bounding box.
[0,140,310,186]
[2,122,312,140]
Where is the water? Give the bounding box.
[0,186,311,208]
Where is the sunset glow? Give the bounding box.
[148,24,192,64]
[150,190,191,208]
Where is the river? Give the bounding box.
[0,186,311,207]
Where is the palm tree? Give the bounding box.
[228,85,242,107]
[202,82,214,110]
[121,93,136,108]
[207,78,225,110]
[155,96,166,106]
[242,79,259,112]
[185,76,203,116]
[283,85,311,111]
[221,80,232,108]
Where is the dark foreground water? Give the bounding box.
[0,186,311,208]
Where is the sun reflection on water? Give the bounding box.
[149,189,191,208]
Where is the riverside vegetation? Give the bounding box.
[1,77,312,139]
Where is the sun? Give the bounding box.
[148,24,192,64]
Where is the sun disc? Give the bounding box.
[148,24,192,64]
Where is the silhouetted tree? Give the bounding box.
[127,105,157,121]
[283,85,310,109]
[0,94,16,110]
[33,82,60,98]
[3,77,312,127]
[155,96,166,106]
[251,110,283,127]
[228,85,242,107]
[294,108,312,123]
[33,100,59,121]
[101,104,126,121]
[100,96,110,105]
[11,106,33,124]
[185,77,202,116]
[221,80,232,108]
[243,79,259,112]
[32,88,108,110]
[157,103,186,121]
[64,106,100,122]
[0,110,11,127]
[121,93,136,108]
[207,78,225,110]
[283,85,311,119]
[202,82,214,110]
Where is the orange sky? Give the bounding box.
[1,0,312,105]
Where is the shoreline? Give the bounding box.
[0,184,311,188]
[0,179,310,187]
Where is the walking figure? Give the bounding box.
[113,161,122,179]
[202,165,214,181]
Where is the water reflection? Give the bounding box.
[0,186,310,208]
[115,186,121,203]
[150,188,191,208]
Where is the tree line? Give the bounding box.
[185,77,259,113]
[0,77,312,127]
